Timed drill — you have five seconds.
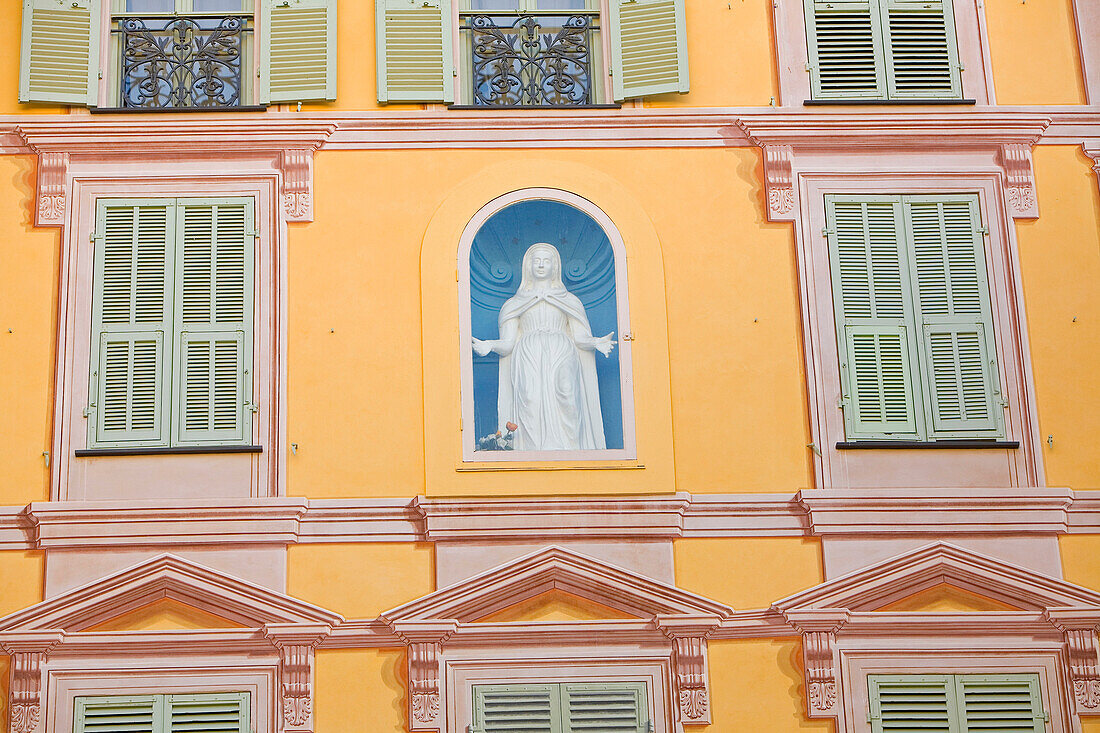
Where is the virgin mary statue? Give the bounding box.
[473,243,615,451]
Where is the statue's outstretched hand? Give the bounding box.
[593,332,616,357]
[472,338,494,357]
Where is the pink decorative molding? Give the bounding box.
[1083,143,1100,198]
[388,622,456,731]
[263,625,332,733]
[1073,0,1100,104]
[0,634,63,733]
[280,149,313,223]
[655,617,721,725]
[1000,143,1039,218]
[762,144,795,221]
[34,152,68,227]
[1047,610,1100,715]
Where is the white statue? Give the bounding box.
[473,242,615,451]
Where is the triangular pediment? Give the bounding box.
[774,542,1100,614]
[382,546,734,623]
[0,554,343,632]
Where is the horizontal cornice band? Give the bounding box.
[0,107,1097,154]
[0,488,1098,550]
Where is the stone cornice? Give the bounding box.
[0,489,1098,550]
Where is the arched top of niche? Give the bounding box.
[457,188,636,463]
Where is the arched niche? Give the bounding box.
[457,188,636,461]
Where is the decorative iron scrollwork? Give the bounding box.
[465,14,595,107]
[116,15,250,108]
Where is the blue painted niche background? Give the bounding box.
[470,199,623,450]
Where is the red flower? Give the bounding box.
[506,422,518,432]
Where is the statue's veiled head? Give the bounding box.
[518,242,565,292]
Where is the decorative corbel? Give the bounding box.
[655,615,723,725]
[999,143,1039,219]
[1047,610,1100,714]
[390,621,458,731]
[35,152,69,227]
[262,624,332,733]
[280,149,314,223]
[0,632,65,733]
[1084,143,1100,200]
[762,144,796,222]
[783,609,849,718]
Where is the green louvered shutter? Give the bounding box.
[955,675,1046,733]
[472,684,561,733]
[76,695,161,733]
[260,0,337,103]
[89,202,174,448]
[904,196,1002,438]
[19,0,100,105]
[608,0,689,102]
[881,0,961,99]
[376,0,453,104]
[805,0,886,99]
[172,200,254,446]
[561,683,648,733]
[164,693,250,733]
[869,675,959,733]
[827,196,920,439]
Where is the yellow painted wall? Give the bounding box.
[985,0,1085,105]
[289,147,809,498]
[314,649,407,733]
[674,538,823,608]
[704,639,833,732]
[1059,535,1100,590]
[0,550,44,615]
[1016,146,1100,490]
[287,543,435,617]
[86,600,246,631]
[0,156,56,505]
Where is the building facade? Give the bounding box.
[1,0,1100,731]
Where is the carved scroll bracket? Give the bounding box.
[1083,143,1100,204]
[34,152,69,227]
[656,615,722,725]
[783,609,850,719]
[999,143,1039,219]
[0,632,65,733]
[391,621,458,732]
[263,623,332,733]
[1048,611,1100,714]
[761,144,796,222]
[280,149,314,223]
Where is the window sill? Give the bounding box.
[90,105,268,114]
[447,104,622,111]
[804,98,976,106]
[835,440,1019,450]
[75,445,263,457]
[457,461,644,472]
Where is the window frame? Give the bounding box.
[456,187,638,464]
[770,0,996,106]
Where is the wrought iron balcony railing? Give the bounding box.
[462,13,598,107]
[113,14,252,109]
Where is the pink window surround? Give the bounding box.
[771,0,996,106]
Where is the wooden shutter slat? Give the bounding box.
[473,684,562,733]
[905,197,1002,437]
[19,0,100,105]
[805,0,886,99]
[609,0,688,101]
[868,675,960,733]
[165,693,250,733]
[955,675,1045,733]
[75,696,161,733]
[376,0,453,104]
[881,0,961,98]
[261,0,337,103]
[561,682,647,733]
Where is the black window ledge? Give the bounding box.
[90,105,269,114]
[804,98,976,106]
[836,440,1019,450]
[76,445,263,457]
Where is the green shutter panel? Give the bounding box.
[260,0,337,103]
[164,693,250,733]
[881,0,961,98]
[827,196,920,439]
[172,200,254,446]
[19,0,100,105]
[868,675,960,733]
[608,0,689,102]
[904,197,1002,438]
[472,684,562,733]
[955,675,1046,733]
[561,683,648,733]
[804,0,886,99]
[89,202,174,448]
[376,0,453,104]
[75,695,161,733]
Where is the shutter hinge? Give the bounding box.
[822,227,834,237]
[245,402,258,413]
[82,405,95,417]
[977,226,989,235]
[247,229,258,238]
[805,63,814,71]
[90,231,103,242]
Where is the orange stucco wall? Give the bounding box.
[985,0,1086,105]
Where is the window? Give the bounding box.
[375,0,687,106]
[805,0,962,101]
[471,682,649,733]
[87,198,255,449]
[868,674,1047,732]
[18,0,335,108]
[826,194,1003,442]
[74,693,250,733]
